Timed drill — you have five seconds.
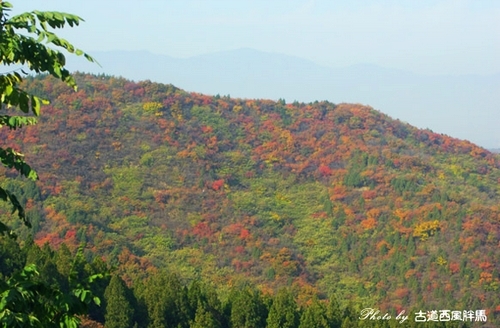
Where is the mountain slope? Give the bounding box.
[2,74,499,318]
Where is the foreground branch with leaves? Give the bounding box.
[0,0,95,236]
[0,1,103,326]
[0,249,103,328]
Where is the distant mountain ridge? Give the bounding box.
[66,48,500,148]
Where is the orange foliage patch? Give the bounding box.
[479,261,494,270]
[449,262,460,274]
[212,179,224,191]
[362,190,377,200]
[330,186,347,201]
[394,287,409,299]
[360,217,377,230]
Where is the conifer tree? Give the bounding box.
[88,257,112,323]
[229,287,267,328]
[141,271,192,328]
[141,273,168,328]
[55,244,73,277]
[24,240,65,290]
[104,275,134,328]
[341,317,354,328]
[266,288,299,328]
[299,297,329,328]
[164,272,191,328]
[340,304,358,328]
[0,234,25,278]
[191,301,218,328]
[187,281,203,320]
[326,297,342,328]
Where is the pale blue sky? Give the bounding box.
[12,0,500,75]
[8,1,500,148]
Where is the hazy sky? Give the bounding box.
[8,0,500,148]
[12,0,500,76]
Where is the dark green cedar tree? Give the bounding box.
[266,288,300,328]
[104,275,134,328]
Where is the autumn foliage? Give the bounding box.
[1,73,499,322]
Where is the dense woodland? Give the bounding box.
[1,73,499,326]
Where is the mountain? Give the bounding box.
[2,74,500,322]
[66,48,500,149]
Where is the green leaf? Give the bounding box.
[80,290,88,302]
[1,115,38,130]
[31,95,41,116]
[4,85,13,96]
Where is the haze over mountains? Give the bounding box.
[66,48,500,150]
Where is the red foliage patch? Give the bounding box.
[239,228,250,240]
[192,222,212,238]
[318,164,332,176]
[212,179,224,191]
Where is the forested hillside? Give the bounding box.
[1,73,499,325]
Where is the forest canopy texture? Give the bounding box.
[1,2,499,327]
[0,71,499,326]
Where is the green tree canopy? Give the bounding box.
[266,288,300,328]
[104,275,134,328]
[298,297,329,328]
[229,286,267,328]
